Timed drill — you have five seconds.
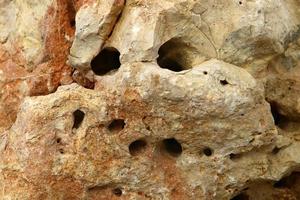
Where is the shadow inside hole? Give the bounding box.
[108,119,125,133]
[229,153,242,160]
[56,138,62,144]
[112,188,122,196]
[161,138,182,157]
[157,38,192,72]
[203,147,213,156]
[220,79,229,85]
[129,139,147,156]
[273,172,300,189]
[231,192,249,200]
[91,47,121,75]
[272,146,281,154]
[73,109,85,129]
[269,102,287,127]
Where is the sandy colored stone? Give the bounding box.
[0,0,76,132]
[0,60,284,199]
[1,0,300,199]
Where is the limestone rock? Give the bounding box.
[0,0,75,132]
[1,0,300,199]
[0,60,280,199]
[69,0,124,73]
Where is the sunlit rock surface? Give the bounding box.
[0,0,300,199]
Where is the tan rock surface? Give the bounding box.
[1,0,300,200]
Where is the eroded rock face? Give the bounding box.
[1,0,300,199]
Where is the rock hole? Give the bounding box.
[229,153,242,160]
[231,192,249,200]
[129,139,147,156]
[73,109,85,129]
[162,138,182,157]
[59,148,64,154]
[273,172,300,190]
[108,119,125,133]
[220,79,229,85]
[203,71,208,75]
[157,38,189,72]
[203,147,213,156]
[270,103,286,126]
[91,47,121,75]
[239,1,243,5]
[112,188,122,196]
[56,138,62,144]
[272,146,281,154]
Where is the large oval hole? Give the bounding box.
[157,38,193,72]
[91,47,121,75]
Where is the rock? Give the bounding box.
[0,0,75,132]
[69,0,124,73]
[1,0,300,199]
[0,60,282,199]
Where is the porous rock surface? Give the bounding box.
[1,0,300,199]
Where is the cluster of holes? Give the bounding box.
[128,137,184,157]
[91,47,121,75]
[104,118,216,159]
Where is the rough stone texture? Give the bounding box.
[0,0,75,133]
[1,0,300,199]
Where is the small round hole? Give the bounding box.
[162,138,182,157]
[239,1,242,5]
[129,139,147,156]
[108,119,125,133]
[91,47,121,75]
[56,138,62,144]
[112,188,122,196]
[203,147,213,156]
[73,109,85,129]
[203,71,208,75]
[220,79,229,85]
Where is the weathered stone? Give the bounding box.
[69,0,124,73]
[0,60,284,199]
[1,0,300,199]
[0,0,75,132]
